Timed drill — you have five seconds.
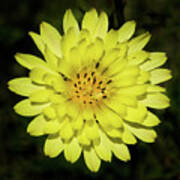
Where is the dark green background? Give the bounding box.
[0,0,179,179]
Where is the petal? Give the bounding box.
[147,85,166,93]
[111,141,131,161]
[42,106,56,119]
[15,53,46,70]
[94,130,112,162]
[63,9,79,34]
[137,70,150,84]
[94,11,108,39]
[125,123,157,143]
[150,68,172,84]
[59,121,74,140]
[82,9,98,36]
[8,77,43,96]
[122,128,137,144]
[43,120,60,134]
[64,138,82,163]
[124,103,147,123]
[40,22,62,57]
[141,111,161,127]
[27,115,46,136]
[14,99,49,116]
[140,52,167,71]
[118,20,136,43]
[29,31,45,55]
[84,147,101,172]
[128,50,149,65]
[29,89,51,103]
[104,29,118,50]
[44,134,64,158]
[141,93,170,109]
[128,32,151,54]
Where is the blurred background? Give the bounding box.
[0,0,179,179]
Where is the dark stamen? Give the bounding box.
[98,80,103,85]
[107,80,112,84]
[84,73,87,78]
[78,81,81,85]
[102,87,106,91]
[77,73,80,79]
[83,100,86,104]
[74,83,77,87]
[77,95,80,98]
[102,95,107,99]
[75,90,79,93]
[91,72,95,76]
[93,77,96,84]
[89,101,93,104]
[95,62,100,69]
[87,77,91,81]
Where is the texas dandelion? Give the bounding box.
[8,9,172,172]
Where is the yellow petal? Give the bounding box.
[94,11,108,39]
[77,130,91,146]
[94,130,112,162]
[141,93,170,109]
[8,77,43,97]
[82,9,98,36]
[14,99,48,116]
[59,121,74,140]
[147,85,166,93]
[84,147,101,172]
[125,123,157,143]
[44,120,60,134]
[29,31,45,55]
[111,141,131,161]
[128,32,151,54]
[15,53,46,70]
[104,29,118,50]
[27,115,46,136]
[128,50,149,65]
[137,70,150,84]
[85,121,100,140]
[29,89,51,103]
[40,22,62,57]
[42,106,56,119]
[64,138,82,163]
[97,106,123,128]
[140,52,167,71]
[141,111,161,127]
[118,84,147,96]
[150,68,172,84]
[124,103,147,123]
[44,134,64,158]
[63,9,79,34]
[122,128,137,144]
[118,20,136,43]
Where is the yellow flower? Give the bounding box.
[8,9,172,172]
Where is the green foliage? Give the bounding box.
[0,0,179,179]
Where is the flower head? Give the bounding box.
[8,9,172,172]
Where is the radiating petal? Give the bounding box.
[40,22,62,57]
[125,123,157,143]
[141,111,161,127]
[122,128,137,144]
[63,9,79,34]
[27,115,46,136]
[147,85,166,93]
[94,11,108,39]
[111,141,131,161]
[64,138,82,163]
[104,29,118,50]
[82,9,98,35]
[84,147,101,172]
[8,77,43,97]
[128,32,151,54]
[14,99,49,116]
[140,52,167,71]
[29,31,45,55]
[118,20,136,43]
[15,53,46,70]
[94,130,112,162]
[150,68,172,84]
[44,134,64,158]
[141,93,170,109]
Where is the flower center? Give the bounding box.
[69,68,112,107]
